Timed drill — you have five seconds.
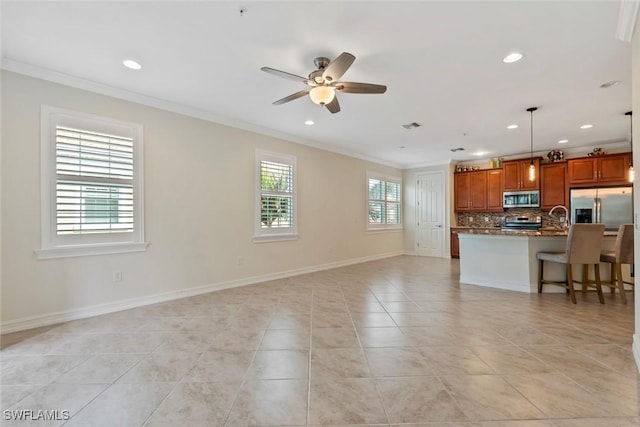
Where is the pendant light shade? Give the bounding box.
[626,111,634,183]
[527,107,538,181]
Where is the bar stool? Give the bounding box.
[537,223,606,304]
[600,223,634,304]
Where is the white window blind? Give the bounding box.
[368,175,402,228]
[260,160,293,229]
[56,126,134,235]
[254,150,297,242]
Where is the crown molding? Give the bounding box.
[1,58,402,170]
[617,0,639,42]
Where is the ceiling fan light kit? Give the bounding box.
[309,86,336,105]
[261,52,387,114]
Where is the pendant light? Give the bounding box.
[626,111,634,183]
[527,107,538,181]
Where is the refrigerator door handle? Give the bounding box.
[595,197,601,223]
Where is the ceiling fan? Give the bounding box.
[261,52,387,114]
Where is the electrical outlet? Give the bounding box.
[484,216,489,222]
[112,271,122,282]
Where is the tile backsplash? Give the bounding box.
[456,208,566,229]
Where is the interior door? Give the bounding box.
[416,171,445,257]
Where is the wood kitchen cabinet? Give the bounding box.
[486,169,503,211]
[450,229,460,258]
[454,170,487,211]
[567,153,631,187]
[454,168,503,212]
[540,162,567,210]
[503,158,540,191]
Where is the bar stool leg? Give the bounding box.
[538,259,544,293]
[594,264,604,304]
[616,263,627,304]
[567,264,577,304]
[582,264,588,293]
[609,263,616,294]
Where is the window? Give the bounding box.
[37,106,147,259]
[254,150,297,242]
[367,173,402,230]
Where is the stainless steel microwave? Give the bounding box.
[503,190,540,208]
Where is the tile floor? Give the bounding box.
[1,256,638,426]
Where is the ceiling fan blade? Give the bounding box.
[322,52,355,83]
[273,89,310,105]
[336,82,387,94]
[261,67,310,84]
[325,97,340,114]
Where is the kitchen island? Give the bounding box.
[457,229,619,293]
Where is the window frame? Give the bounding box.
[36,105,147,259]
[254,150,298,243]
[366,172,403,231]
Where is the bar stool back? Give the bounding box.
[537,223,606,304]
[600,223,634,304]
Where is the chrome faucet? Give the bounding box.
[549,205,570,229]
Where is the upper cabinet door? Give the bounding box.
[468,170,487,211]
[568,157,598,186]
[486,169,503,211]
[502,161,521,191]
[598,153,630,185]
[521,158,540,190]
[540,162,567,210]
[454,172,471,211]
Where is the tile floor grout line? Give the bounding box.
[305,285,315,427]
[221,293,266,427]
[348,280,393,426]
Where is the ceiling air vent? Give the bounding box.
[402,122,421,130]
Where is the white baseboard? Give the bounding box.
[459,275,533,293]
[633,335,640,374]
[0,251,404,335]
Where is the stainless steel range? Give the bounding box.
[501,215,542,232]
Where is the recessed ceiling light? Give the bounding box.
[600,80,621,88]
[304,120,314,125]
[473,151,489,156]
[580,124,593,129]
[450,147,465,152]
[507,124,518,129]
[558,139,569,144]
[503,52,523,63]
[123,59,142,70]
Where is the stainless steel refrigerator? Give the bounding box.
[570,186,633,231]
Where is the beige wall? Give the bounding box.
[0,71,403,329]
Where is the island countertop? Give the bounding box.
[456,228,618,237]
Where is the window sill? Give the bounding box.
[366,227,404,233]
[253,233,299,243]
[35,242,149,260]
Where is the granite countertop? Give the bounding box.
[458,228,569,237]
[456,228,618,237]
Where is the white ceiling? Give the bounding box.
[1,1,633,168]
